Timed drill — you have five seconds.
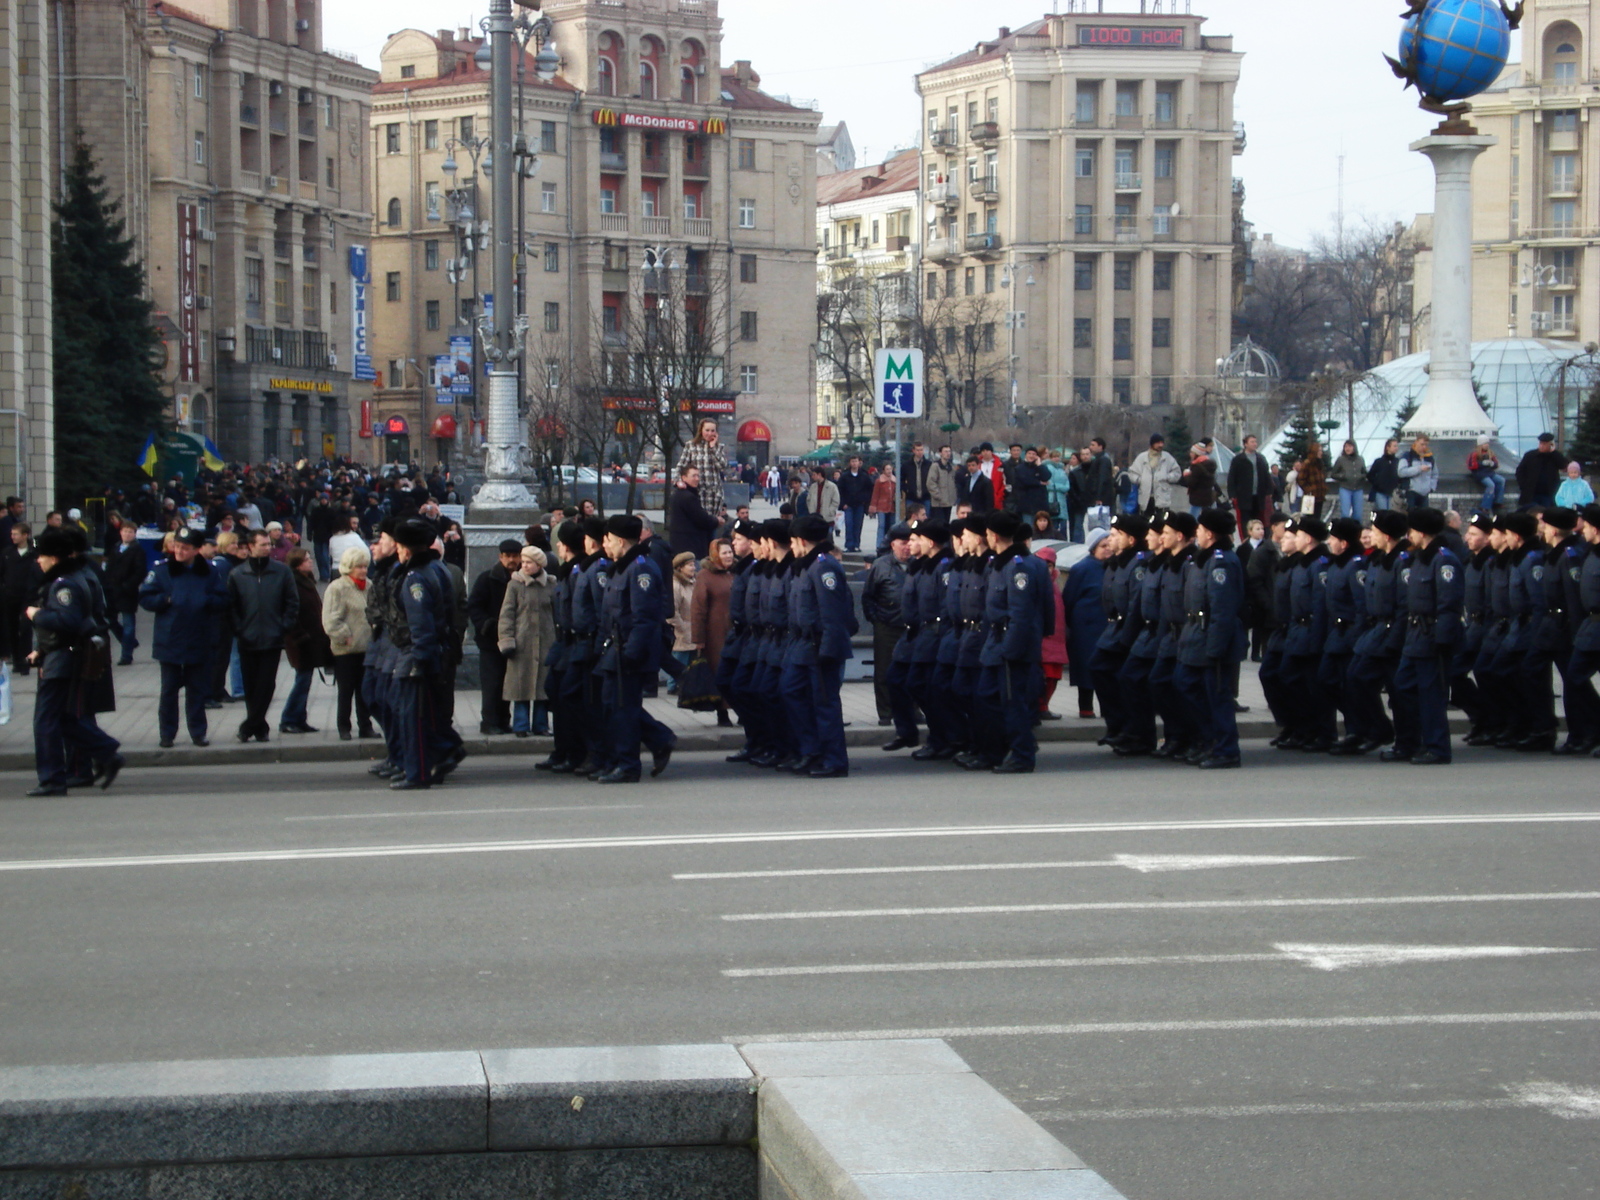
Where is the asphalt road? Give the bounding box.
[1,743,1596,1199]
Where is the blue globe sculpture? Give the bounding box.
[1398,0,1511,103]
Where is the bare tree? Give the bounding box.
[816,258,920,439]
[1234,251,1339,382]
[917,290,1008,429]
[1311,216,1417,373]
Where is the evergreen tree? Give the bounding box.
[1390,400,1419,439]
[1278,403,1317,467]
[51,140,168,507]
[1163,408,1193,453]
[1571,384,1600,467]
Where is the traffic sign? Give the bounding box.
[874,348,924,418]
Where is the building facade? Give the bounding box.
[146,0,376,464]
[368,0,820,469]
[915,3,1241,415]
[1468,0,1600,345]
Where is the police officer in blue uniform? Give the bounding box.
[25,527,124,796]
[731,523,781,767]
[566,516,613,777]
[1342,509,1409,755]
[363,521,403,780]
[976,509,1052,773]
[952,519,993,770]
[1495,511,1546,749]
[904,519,957,760]
[1534,506,1585,754]
[753,519,799,770]
[1472,517,1518,746]
[1454,511,1495,744]
[139,527,228,748]
[1281,515,1337,752]
[1112,514,1166,757]
[932,519,970,762]
[784,514,857,777]
[1260,516,1299,741]
[1088,513,1147,749]
[1317,517,1365,749]
[537,520,587,773]
[594,514,677,783]
[1150,511,1198,759]
[718,519,762,764]
[1173,508,1246,768]
[1385,506,1463,764]
[1566,504,1600,757]
[386,519,466,790]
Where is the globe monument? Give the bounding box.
[1387,0,1522,492]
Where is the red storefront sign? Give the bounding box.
[592,109,724,134]
[359,398,373,438]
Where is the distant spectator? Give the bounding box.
[1466,436,1504,512]
[1516,432,1566,509]
[1555,460,1595,509]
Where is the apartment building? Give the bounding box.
[1468,0,1600,343]
[814,149,920,435]
[916,1,1242,413]
[368,0,820,466]
[147,0,376,463]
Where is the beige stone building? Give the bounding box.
[0,0,55,513]
[368,0,820,468]
[1465,0,1600,344]
[916,4,1242,414]
[145,0,376,462]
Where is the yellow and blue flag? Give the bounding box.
[200,436,225,471]
[136,434,159,477]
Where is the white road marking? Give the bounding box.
[1029,1099,1527,1122]
[723,944,1590,978]
[0,811,1595,873]
[675,854,1355,881]
[285,804,645,823]
[725,1011,1600,1044]
[722,892,1600,922]
[1273,943,1588,971]
[1505,1082,1600,1119]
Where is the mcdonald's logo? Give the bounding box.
[702,117,726,135]
[593,109,618,126]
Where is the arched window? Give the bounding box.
[1557,42,1576,53]
[386,197,401,226]
[680,65,696,103]
[190,393,208,437]
[639,60,655,99]
[597,56,615,96]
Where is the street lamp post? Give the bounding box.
[441,134,489,457]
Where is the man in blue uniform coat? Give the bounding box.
[783,514,857,777]
[595,514,677,784]
[1173,508,1247,768]
[977,509,1053,773]
[1385,506,1464,765]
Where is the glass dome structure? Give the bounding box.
[1264,339,1595,462]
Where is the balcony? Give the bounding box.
[600,211,630,233]
[684,216,712,238]
[603,269,630,292]
[600,150,628,171]
[969,121,999,143]
[1548,266,1579,287]
[1114,173,1142,191]
[301,245,318,263]
[972,174,1000,203]
[1550,175,1582,197]
[641,214,671,236]
[299,117,316,138]
[965,232,1003,256]
[274,239,291,259]
[929,128,958,149]
[825,243,853,260]
[684,271,709,294]
[925,236,962,262]
[928,182,960,208]
[269,112,288,135]
[602,330,627,347]
[239,103,259,125]
[640,154,668,175]
[1233,121,1247,154]
[885,234,910,252]
[683,157,710,179]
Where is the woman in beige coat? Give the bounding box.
[498,544,556,736]
[321,544,375,740]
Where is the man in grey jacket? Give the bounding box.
[228,528,298,742]
[1129,434,1183,513]
[926,444,959,521]
[805,466,841,524]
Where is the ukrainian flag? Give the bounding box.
[200,436,225,472]
[136,434,159,477]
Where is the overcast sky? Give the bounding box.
[325,0,1517,248]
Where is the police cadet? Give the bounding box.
[881,521,928,755]
[1342,509,1410,755]
[25,527,124,796]
[732,523,782,767]
[1112,513,1166,757]
[1149,511,1199,759]
[784,514,857,777]
[566,516,613,778]
[931,519,969,762]
[718,519,761,764]
[974,509,1052,773]
[1472,516,1518,747]
[363,520,402,780]
[1173,508,1246,769]
[1454,512,1495,744]
[1089,513,1147,751]
[1385,506,1463,765]
[1498,511,1548,750]
[1318,517,1365,749]
[900,519,957,760]
[387,518,466,789]
[1260,515,1299,741]
[1566,504,1600,757]
[537,520,586,773]
[138,527,228,748]
[754,519,799,769]
[1535,506,1584,754]
[594,514,677,784]
[1281,515,1337,752]
[951,518,992,769]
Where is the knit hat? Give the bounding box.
[1085,527,1111,553]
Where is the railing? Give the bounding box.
[925,236,961,261]
[1233,121,1247,154]
[929,128,958,148]
[600,151,627,171]
[685,216,712,238]
[969,121,999,142]
[1547,266,1579,286]
[1114,173,1141,190]
[683,157,710,178]
[299,118,316,137]
[825,243,853,260]
[269,113,288,134]
[641,215,671,235]
[684,271,709,293]
[1525,225,1598,239]
[965,232,1002,254]
[640,154,668,174]
[239,103,259,125]
[600,211,630,233]
[928,182,959,207]
[1550,174,1582,195]
[973,174,1000,201]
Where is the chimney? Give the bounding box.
[999,26,1010,38]
[438,28,454,44]
[732,59,756,86]
[458,27,470,42]
[878,162,886,176]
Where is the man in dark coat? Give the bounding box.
[1227,434,1274,537]
[466,539,521,735]
[227,527,298,742]
[667,465,721,561]
[835,455,874,553]
[1516,433,1566,510]
[139,529,227,747]
[102,522,147,665]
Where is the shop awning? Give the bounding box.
[737,419,773,443]
[430,413,458,438]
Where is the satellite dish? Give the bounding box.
[1168,202,1181,217]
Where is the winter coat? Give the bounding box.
[868,474,897,515]
[689,563,733,670]
[1329,452,1367,490]
[667,485,720,562]
[1041,578,1068,666]
[497,567,555,701]
[803,478,841,522]
[1298,455,1328,501]
[466,562,513,649]
[1182,458,1218,508]
[283,571,333,671]
[321,574,372,657]
[1398,450,1437,496]
[675,440,729,513]
[103,540,148,615]
[1045,461,1072,513]
[1011,462,1051,516]
[1080,452,1117,507]
[1368,452,1401,497]
[1061,556,1106,688]
[671,575,697,652]
[1516,447,1567,502]
[1244,538,1280,630]
[1129,449,1182,511]
[926,458,959,508]
[1226,451,1273,504]
[138,556,227,664]
[228,555,299,650]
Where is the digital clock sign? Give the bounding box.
[1077,25,1186,48]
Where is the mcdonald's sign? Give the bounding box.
[702,117,726,135]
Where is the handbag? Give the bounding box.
[675,654,722,712]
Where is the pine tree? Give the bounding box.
[51,141,169,508]
[1571,384,1600,467]
[1390,400,1419,439]
[1163,408,1193,453]
[1278,403,1317,468]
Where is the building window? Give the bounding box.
[385,271,400,302]
[1154,88,1175,123]
[192,131,206,165]
[926,273,939,300]
[740,310,758,341]
[197,263,210,298]
[600,188,617,214]
[1150,377,1171,405]
[323,94,336,128]
[1115,85,1138,117]
[425,181,442,220]
[737,138,756,169]
[422,240,438,271]
[426,299,440,330]
[386,123,401,154]
[424,120,438,150]
[683,190,699,219]
[1113,318,1131,360]
[302,268,319,322]
[1074,318,1092,348]
[987,96,999,123]
[597,56,615,96]
[529,182,551,216]
[459,116,474,141]
[740,365,759,393]
[324,156,335,187]
[1551,199,1577,233]
[638,59,656,99]
[1154,258,1173,290]
[1112,377,1132,405]
[192,63,205,99]
[541,121,557,153]
[274,262,292,322]
[400,64,415,79]
[1552,292,1575,331]
[544,301,560,332]
[1074,257,1094,290]
[544,243,559,272]
[964,267,975,296]
[546,360,561,389]
[739,254,758,283]
[1153,210,1171,236]
[1075,85,1097,124]
[738,197,756,228]
[984,264,996,293]
[245,257,263,306]
[944,267,956,295]
[1552,154,1577,191]
[1152,317,1172,348]
[1073,377,1092,403]
[387,197,401,226]
[460,297,476,324]
[1075,146,1095,177]
[1114,258,1132,290]
[1154,144,1175,178]
[1551,109,1578,133]
[1075,204,1093,235]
